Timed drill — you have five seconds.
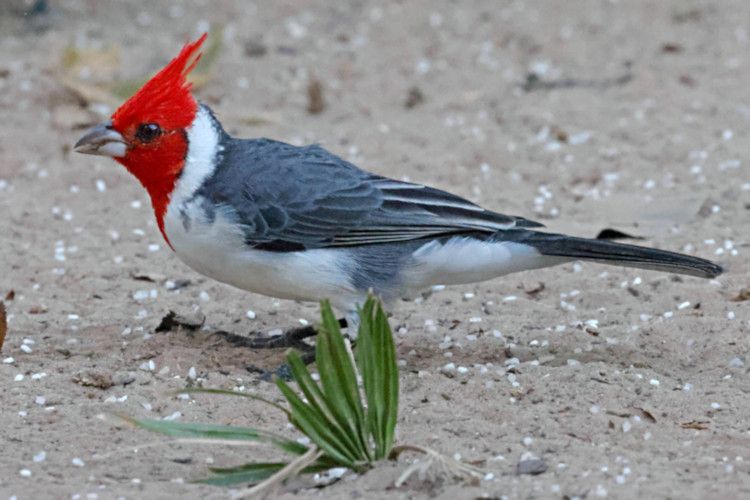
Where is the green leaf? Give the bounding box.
[196,462,285,486]
[171,387,290,417]
[283,351,363,464]
[276,367,358,469]
[116,415,306,456]
[358,297,399,459]
[314,300,371,461]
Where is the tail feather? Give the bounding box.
[500,230,724,279]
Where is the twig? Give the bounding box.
[233,445,323,499]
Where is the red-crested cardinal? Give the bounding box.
[75,34,723,336]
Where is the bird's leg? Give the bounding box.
[215,317,347,350]
[236,318,349,381]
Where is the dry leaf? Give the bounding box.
[130,271,167,283]
[680,420,709,430]
[632,406,657,423]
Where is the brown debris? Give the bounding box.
[155,310,205,333]
[244,39,268,58]
[130,271,166,283]
[522,282,546,298]
[73,371,114,390]
[0,302,6,351]
[730,287,750,302]
[404,86,425,109]
[307,78,326,115]
[632,406,657,423]
[680,420,709,430]
[661,43,684,53]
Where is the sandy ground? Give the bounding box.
[1,1,749,498]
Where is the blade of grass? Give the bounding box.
[114,414,306,456]
[315,300,371,461]
[376,300,399,457]
[277,365,358,469]
[280,352,362,466]
[356,299,379,451]
[199,458,335,486]
[170,388,290,417]
[196,462,286,486]
[358,297,398,459]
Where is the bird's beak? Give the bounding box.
[74,121,128,157]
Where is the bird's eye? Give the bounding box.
[135,123,162,144]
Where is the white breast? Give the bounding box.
[163,106,362,312]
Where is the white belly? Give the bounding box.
[163,204,362,310]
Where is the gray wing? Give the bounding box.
[195,138,542,251]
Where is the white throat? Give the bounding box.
[173,104,223,203]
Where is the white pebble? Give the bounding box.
[457,366,468,374]
[95,180,107,192]
[649,379,660,386]
[199,291,210,301]
[246,310,256,320]
[148,244,160,252]
[728,311,735,320]
[590,405,599,414]
[20,344,32,353]
[523,436,533,446]
[14,374,24,381]
[35,396,46,405]
[730,358,744,367]
[503,296,517,302]
[683,383,692,391]
[678,301,691,310]
[19,469,31,477]
[711,402,721,409]
[72,457,85,467]
[163,411,182,421]
[622,421,632,433]
[188,366,197,379]
[4,356,16,363]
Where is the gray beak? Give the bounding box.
[74,121,128,157]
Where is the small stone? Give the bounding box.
[517,457,548,475]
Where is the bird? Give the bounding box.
[74,34,723,343]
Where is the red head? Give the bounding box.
[75,34,208,241]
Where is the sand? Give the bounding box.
[1,1,748,498]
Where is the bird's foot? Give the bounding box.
[214,324,319,350]
[214,318,348,380]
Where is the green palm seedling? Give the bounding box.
[117,296,399,491]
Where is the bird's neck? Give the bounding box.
[116,138,187,247]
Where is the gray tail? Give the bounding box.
[502,230,724,279]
